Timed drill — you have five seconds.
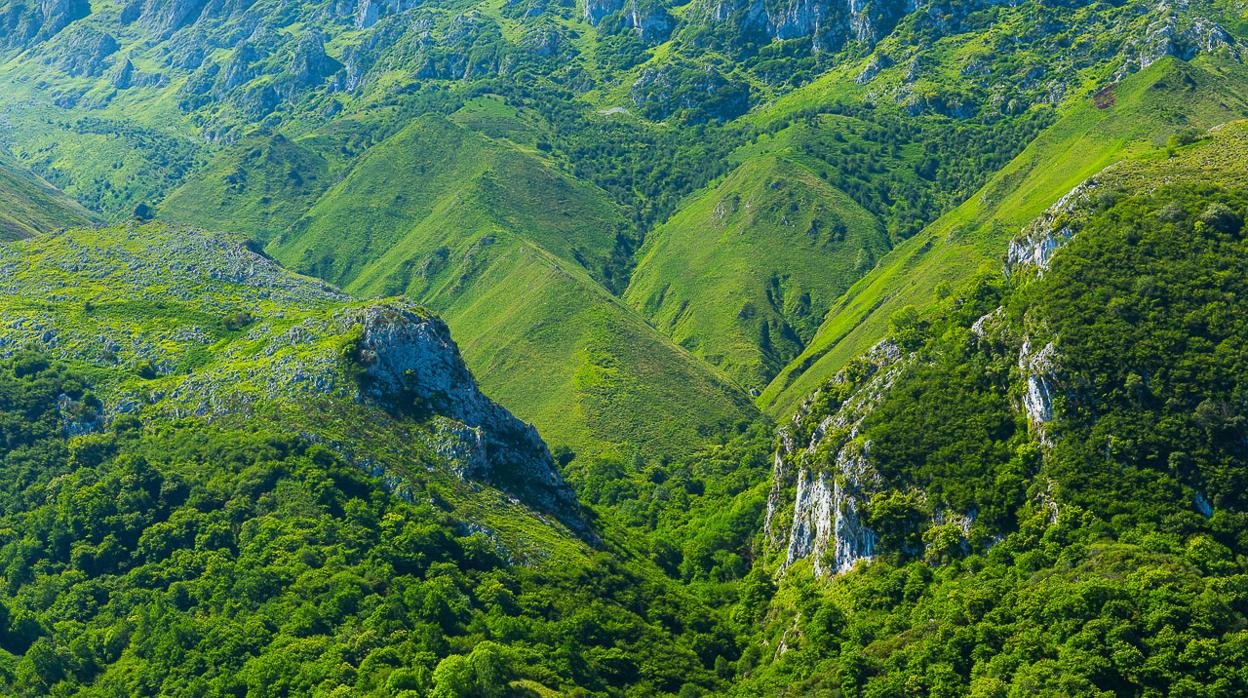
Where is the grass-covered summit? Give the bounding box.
[0,221,592,544]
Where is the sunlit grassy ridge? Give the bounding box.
[0,153,94,240]
[624,154,889,390]
[760,56,1248,415]
[256,113,757,459]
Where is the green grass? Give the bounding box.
[267,113,758,459]
[433,240,758,460]
[0,152,94,239]
[624,153,889,390]
[760,56,1248,415]
[159,132,334,243]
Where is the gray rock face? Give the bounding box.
[1018,335,1057,441]
[582,0,673,41]
[1006,177,1103,276]
[782,443,880,576]
[123,0,210,37]
[37,24,117,77]
[287,32,340,88]
[766,340,902,578]
[0,0,90,53]
[699,0,916,51]
[352,303,593,539]
[1116,3,1237,78]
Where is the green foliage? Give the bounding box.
[0,356,741,697]
[733,121,1248,697]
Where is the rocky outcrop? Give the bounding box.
[1006,174,1109,276]
[766,340,902,577]
[630,61,751,121]
[352,303,586,534]
[583,0,673,41]
[0,0,91,54]
[37,24,117,77]
[1018,335,1057,441]
[0,224,594,542]
[698,0,916,52]
[122,0,210,37]
[354,0,416,28]
[287,32,341,88]
[783,443,880,576]
[1116,4,1237,78]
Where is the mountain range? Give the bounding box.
[1,0,1248,694]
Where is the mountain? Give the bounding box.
[0,152,93,239]
[740,118,1248,696]
[4,0,1248,694]
[243,113,758,460]
[761,55,1248,414]
[624,154,889,391]
[0,221,750,695]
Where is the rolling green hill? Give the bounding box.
[158,132,335,242]
[0,153,93,239]
[624,154,889,390]
[265,114,757,459]
[760,56,1248,415]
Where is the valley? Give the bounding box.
[1,0,1248,694]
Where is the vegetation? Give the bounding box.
[2,0,1248,695]
[729,122,1248,696]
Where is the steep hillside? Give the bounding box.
[739,119,1248,696]
[624,154,889,390]
[0,222,750,696]
[0,222,589,542]
[272,114,625,292]
[761,56,1248,414]
[158,131,335,242]
[266,114,757,459]
[0,153,93,239]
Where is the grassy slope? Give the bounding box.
[269,114,757,459]
[0,221,592,559]
[0,152,94,239]
[158,132,334,243]
[760,56,1248,415]
[624,154,889,390]
[270,114,620,288]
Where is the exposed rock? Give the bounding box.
[766,339,903,578]
[0,0,90,53]
[630,62,751,121]
[108,56,135,88]
[1006,176,1104,276]
[355,0,414,28]
[287,31,341,88]
[1116,4,1237,78]
[124,0,210,37]
[37,25,117,77]
[1018,335,1057,439]
[783,443,880,576]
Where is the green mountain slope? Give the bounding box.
[268,114,757,459]
[0,222,753,696]
[741,118,1248,696]
[624,154,889,390]
[158,132,334,242]
[0,153,93,239]
[760,56,1248,415]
